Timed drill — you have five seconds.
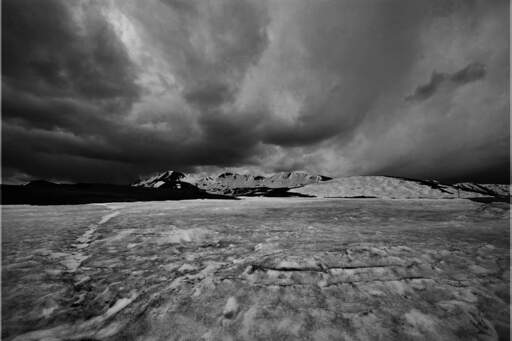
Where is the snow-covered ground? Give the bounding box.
[2,197,510,340]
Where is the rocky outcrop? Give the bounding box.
[453,183,510,197]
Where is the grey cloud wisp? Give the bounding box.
[406,62,487,102]
[2,0,509,184]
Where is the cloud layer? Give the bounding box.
[2,0,509,184]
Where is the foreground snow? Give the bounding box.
[2,198,510,340]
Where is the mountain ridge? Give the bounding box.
[290,175,510,200]
[132,170,332,195]
[3,172,508,205]
[133,170,509,199]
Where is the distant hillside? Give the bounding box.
[289,176,510,200]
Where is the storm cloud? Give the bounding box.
[406,62,487,101]
[2,0,509,184]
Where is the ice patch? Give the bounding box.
[99,211,120,225]
[45,251,87,272]
[74,224,98,249]
[157,227,213,244]
[104,293,138,318]
[254,242,279,253]
[61,210,121,272]
[12,292,138,341]
[178,263,199,272]
[60,253,89,272]
[223,297,239,319]
[404,309,439,335]
[102,229,137,243]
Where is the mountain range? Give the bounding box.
[1,170,509,205]
[132,170,332,196]
[132,170,509,199]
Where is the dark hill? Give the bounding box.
[1,182,234,205]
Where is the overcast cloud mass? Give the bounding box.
[2,0,509,184]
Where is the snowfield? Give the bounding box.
[2,197,510,340]
[290,176,509,199]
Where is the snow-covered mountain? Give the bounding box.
[290,176,510,199]
[132,171,187,189]
[133,170,331,194]
[195,171,331,194]
[133,171,509,199]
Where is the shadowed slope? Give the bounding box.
[1,181,233,205]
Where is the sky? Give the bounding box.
[2,0,510,184]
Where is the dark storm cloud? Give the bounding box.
[1,0,142,182]
[451,62,487,84]
[160,0,197,14]
[257,0,430,147]
[2,0,509,184]
[1,0,143,182]
[2,85,109,134]
[184,82,234,109]
[2,0,139,106]
[406,72,447,102]
[406,62,487,102]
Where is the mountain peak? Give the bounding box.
[133,170,186,188]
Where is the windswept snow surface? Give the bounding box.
[2,198,510,340]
